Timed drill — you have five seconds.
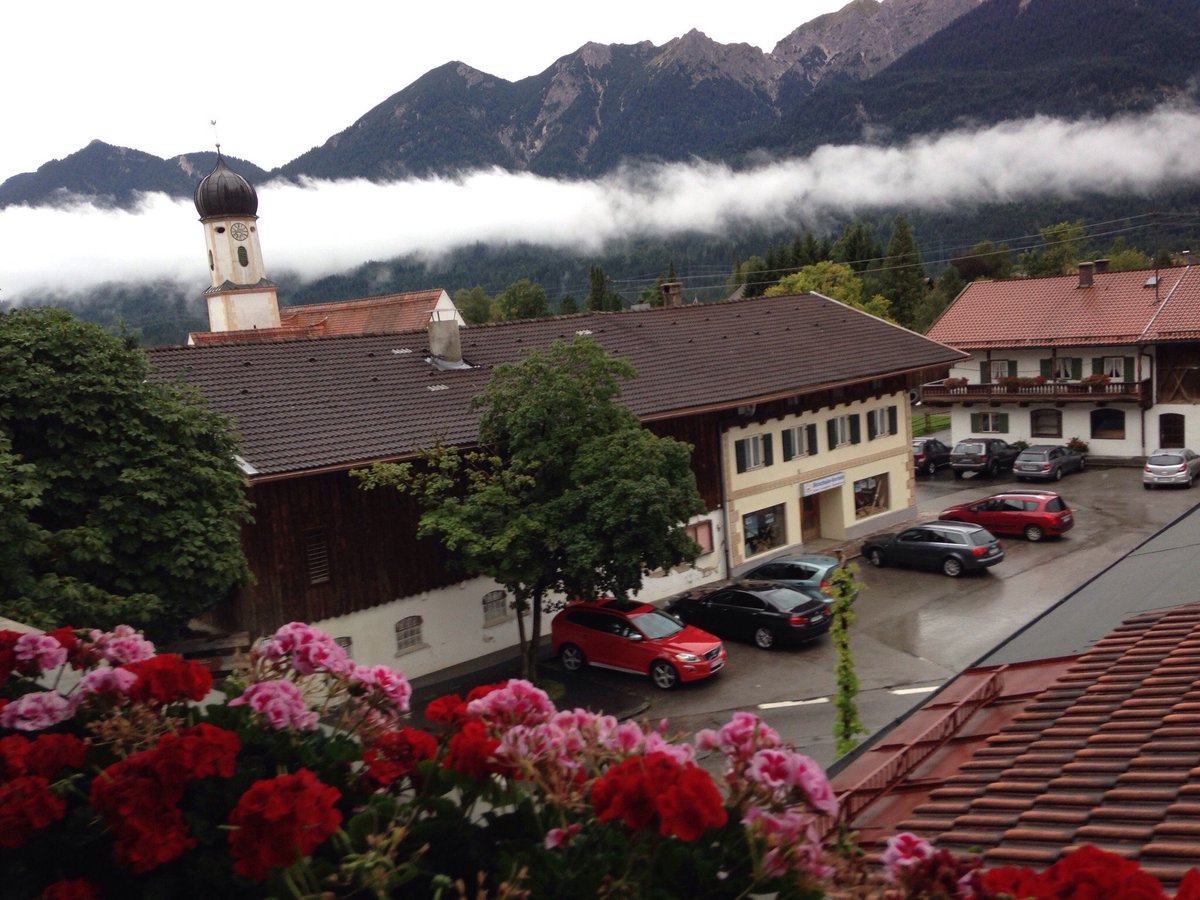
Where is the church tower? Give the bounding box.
[194,150,281,332]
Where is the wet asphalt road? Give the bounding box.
[568,463,1200,768]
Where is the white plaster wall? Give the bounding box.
[206,290,282,332]
[204,217,266,287]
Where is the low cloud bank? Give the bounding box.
[3,106,1198,302]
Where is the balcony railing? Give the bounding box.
[923,380,1150,406]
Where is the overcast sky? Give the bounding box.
[1,0,848,181]
[3,2,1199,307]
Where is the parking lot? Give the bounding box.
[560,460,1200,767]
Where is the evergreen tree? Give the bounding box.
[882,215,929,329]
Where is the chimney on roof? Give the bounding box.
[1093,258,1110,273]
[1077,261,1095,288]
[429,308,462,365]
[659,282,683,308]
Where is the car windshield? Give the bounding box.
[954,442,984,454]
[631,609,684,640]
[1149,453,1184,466]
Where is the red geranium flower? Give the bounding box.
[121,653,213,705]
[424,693,466,726]
[0,630,22,680]
[39,878,101,900]
[363,726,438,789]
[0,733,87,780]
[0,775,67,848]
[443,719,508,779]
[591,752,727,841]
[228,768,342,881]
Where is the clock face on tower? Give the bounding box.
[230,222,249,241]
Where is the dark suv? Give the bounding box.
[950,438,1020,479]
[939,489,1073,542]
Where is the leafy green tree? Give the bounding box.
[454,285,494,324]
[558,294,579,315]
[951,240,1013,281]
[495,279,550,320]
[911,263,964,333]
[827,563,868,757]
[0,308,251,640]
[1018,219,1086,276]
[881,215,929,329]
[355,337,705,680]
[1097,237,1150,271]
[734,255,772,298]
[764,261,896,322]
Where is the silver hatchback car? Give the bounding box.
[1143,448,1200,489]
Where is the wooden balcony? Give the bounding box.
[922,380,1151,407]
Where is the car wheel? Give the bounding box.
[868,548,886,567]
[1054,467,1063,481]
[559,643,586,672]
[953,469,964,480]
[1024,524,1045,542]
[649,660,679,690]
[987,461,998,477]
[925,460,937,476]
[753,626,776,649]
[942,557,964,577]
[1189,475,1195,489]
[1079,457,1086,472]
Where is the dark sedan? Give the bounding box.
[667,581,831,649]
[861,521,1004,577]
[913,437,952,476]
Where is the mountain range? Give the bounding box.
[10,0,1196,207]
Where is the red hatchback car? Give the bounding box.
[939,489,1074,542]
[551,597,726,690]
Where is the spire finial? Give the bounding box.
[211,119,221,156]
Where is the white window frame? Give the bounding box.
[831,415,852,447]
[1103,357,1124,379]
[868,407,894,438]
[482,589,510,627]
[978,413,1005,433]
[1052,358,1075,380]
[739,435,765,470]
[782,424,810,457]
[394,616,425,656]
[989,360,1011,381]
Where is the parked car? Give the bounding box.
[1143,448,1200,489]
[1013,444,1086,482]
[939,489,1074,542]
[950,438,1021,478]
[913,437,952,476]
[861,521,1004,577]
[667,581,831,649]
[550,597,726,690]
[739,553,841,593]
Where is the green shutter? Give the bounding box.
[867,413,878,440]
[735,440,747,473]
[827,419,837,451]
[762,434,774,466]
[781,429,794,461]
[971,412,982,432]
[1072,358,1083,380]
[1008,360,1018,377]
[888,405,898,435]
[1040,359,1052,378]
[850,415,861,445]
[806,424,817,456]
[980,360,990,383]
[997,413,1010,433]
[1092,357,1104,376]
[1124,357,1135,382]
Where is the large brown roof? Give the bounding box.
[831,601,1200,891]
[149,293,965,479]
[188,289,448,345]
[926,265,1200,350]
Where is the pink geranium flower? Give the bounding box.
[229,680,319,730]
[0,691,76,731]
[14,633,67,672]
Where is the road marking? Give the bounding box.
[757,697,830,709]
[892,685,941,695]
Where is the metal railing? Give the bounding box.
[924,380,1147,403]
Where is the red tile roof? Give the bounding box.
[830,602,1200,891]
[149,293,966,478]
[926,266,1199,350]
[188,289,448,344]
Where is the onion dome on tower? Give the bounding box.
[194,152,258,219]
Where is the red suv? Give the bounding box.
[550,597,726,690]
[938,489,1073,542]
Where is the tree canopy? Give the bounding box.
[764,261,895,321]
[0,308,252,640]
[355,336,705,679]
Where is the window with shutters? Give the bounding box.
[482,590,510,627]
[303,529,331,585]
[972,412,1007,434]
[1052,357,1079,380]
[742,505,785,558]
[1102,357,1126,379]
[827,414,860,449]
[394,616,425,655]
[989,359,1014,381]
[781,424,817,460]
[867,406,898,440]
[734,434,773,473]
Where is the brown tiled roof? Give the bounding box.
[926,266,1199,350]
[188,289,448,345]
[149,293,966,478]
[832,602,1200,891]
